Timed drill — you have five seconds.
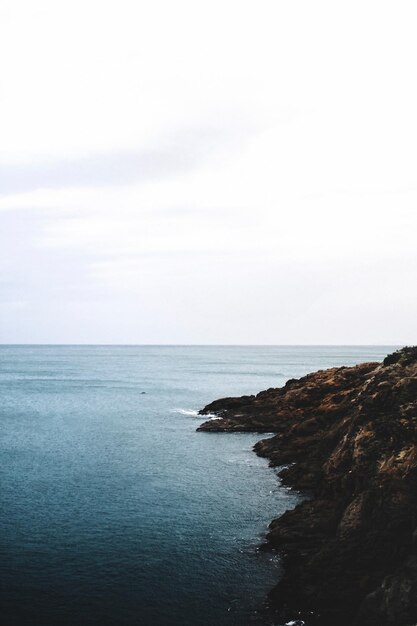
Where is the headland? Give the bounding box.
[198,347,417,625]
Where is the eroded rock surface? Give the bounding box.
[198,347,417,625]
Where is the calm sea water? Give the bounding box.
[0,345,395,626]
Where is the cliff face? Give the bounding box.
[198,347,417,626]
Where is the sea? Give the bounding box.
[0,345,395,626]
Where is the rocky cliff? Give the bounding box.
[198,347,417,625]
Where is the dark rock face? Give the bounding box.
[198,347,417,625]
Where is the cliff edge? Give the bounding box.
[198,347,417,625]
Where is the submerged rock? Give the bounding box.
[198,347,417,626]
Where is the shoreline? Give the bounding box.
[198,347,417,626]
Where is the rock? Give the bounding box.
[197,347,417,625]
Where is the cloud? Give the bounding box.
[1,0,417,343]
[0,123,253,196]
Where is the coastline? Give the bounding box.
[197,347,417,625]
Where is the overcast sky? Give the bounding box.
[1,0,416,344]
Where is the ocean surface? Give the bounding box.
[0,345,396,626]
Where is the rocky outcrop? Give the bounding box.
[198,347,417,625]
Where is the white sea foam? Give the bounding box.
[171,408,221,420]
[172,408,199,416]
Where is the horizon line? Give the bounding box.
[0,343,404,347]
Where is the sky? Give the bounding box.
[0,0,416,344]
